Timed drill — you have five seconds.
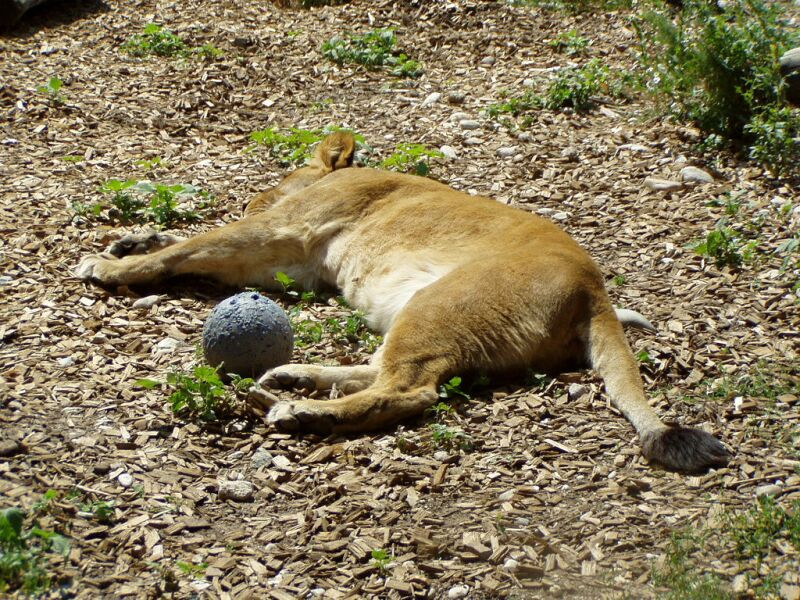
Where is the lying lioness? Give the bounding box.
[76,131,729,473]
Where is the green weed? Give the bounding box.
[380,143,444,176]
[98,179,211,227]
[612,275,627,286]
[37,77,65,105]
[194,43,224,60]
[549,30,591,56]
[0,501,71,596]
[137,368,253,421]
[509,0,632,13]
[651,531,731,600]
[136,157,168,171]
[439,376,470,401]
[544,59,609,111]
[429,423,474,451]
[693,225,758,269]
[60,154,83,163]
[727,496,800,561]
[634,0,800,176]
[707,362,799,403]
[122,24,188,57]
[176,560,208,578]
[322,28,422,78]
[370,548,394,571]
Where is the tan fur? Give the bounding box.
[75,132,729,473]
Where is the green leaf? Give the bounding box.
[135,378,161,389]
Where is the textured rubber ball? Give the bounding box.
[202,292,293,378]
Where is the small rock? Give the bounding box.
[496,146,517,158]
[517,132,533,143]
[781,582,800,600]
[448,585,470,599]
[552,211,569,221]
[643,177,684,192]
[154,337,182,354]
[440,145,458,160]
[459,119,480,131]
[271,454,292,470]
[0,275,13,286]
[434,451,449,462]
[447,91,466,105]
[0,440,24,457]
[498,489,514,501]
[503,558,519,572]
[613,454,627,467]
[618,143,651,153]
[118,473,134,488]
[522,78,535,87]
[421,92,441,107]
[219,480,255,502]
[679,166,714,184]
[536,207,555,216]
[133,294,161,309]
[568,383,589,401]
[250,448,273,469]
[732,574,748,594]
[780,47,800,106]
[755,484,782,498]
[561,147,579,161]
[56,356,75,368]
[464,137,482,145]
[449,111,470,122]
[481,56,496,66]
[232,36,255,48]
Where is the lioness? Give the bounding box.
[76,131,729,473]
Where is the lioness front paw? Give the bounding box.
[108,230,185,258]
[267,401,337,435]
[74,253,120,284]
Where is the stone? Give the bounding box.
[643,177,684,192]
[154,337,182,354]
[118,473,134,488]
[561,147,579,161]
[568,383,589,401]
[679,166,714,184]
[732,574,748,594]
[421,92,441,107]
[503,558,519,572]
[755,484,782,498]
[779,47,800,106]
[439,145,458,160]
[448,585,470,599]
[219,480,255,502]
[0,440,24,457]
[434,451,449,462]
[496,146,518,158]
[447,91,466,105]
[465,137,482,145]
[481,56,496,66]
[459,119,480,131]
[552,212,569,221]
[498,489,514,501]
[250,448,273,469]
[449,111,470,122]
[781,582,800,600]
[56,356,74,367]
[133,294,161,309]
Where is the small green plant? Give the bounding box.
[439,376,470,401]
[370,548,394,572]
[136,157,168,171]
[693,225,757,269]
[510,0,632,13]
[634,0,800,176]
[549,30,591,56]
[137,367,252,421]
[544,59,609,111]
[60,155,83,163]
[727,496,800,561]
[194,43,224,60]
[636,350,653,364]
[37,77,66,105]
[380,143,444,176]
[651,530,730,600]
[429,423,473,451]
[487,89,542,118]
[707,362,799,403]
[322,29,422,78]
[123,23,188,57]
[176,560,208,578]
[0,502,71,596]
[98,179,211,227]
[612,275,626,286]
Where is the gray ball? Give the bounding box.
[202,292,293,378]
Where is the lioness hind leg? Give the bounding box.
[260,364,379,395]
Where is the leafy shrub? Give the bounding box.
[693,224,757,269]
[634,0,800,176]
[322,29,422,78]
[380,143,444,176]
[0,504,70,596]
[544,59,610,110]
[97,179,212,227]
[138,368,253,421]
[123,24,188,57]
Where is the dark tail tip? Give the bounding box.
[642,426,730,474]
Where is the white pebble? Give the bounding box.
[679,166,714,184]
[421,92,441,107]
[503,558,519,572]
[448,585,470,599]
[459,120,480,130]
[440,145,458,159]
[219,480,255,502]
[497,146,518,158]
[132,294,161,309]
[498,489,514,501]
[118,473,133,488]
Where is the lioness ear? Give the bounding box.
[311,131,356,171]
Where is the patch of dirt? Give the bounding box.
[1,0,799,598]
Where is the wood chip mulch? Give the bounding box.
[1,0,798,598]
